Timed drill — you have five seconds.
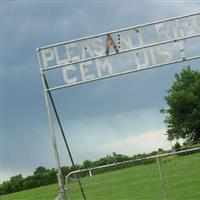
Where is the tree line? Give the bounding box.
[1,142,199,196]
[0,152,130,195]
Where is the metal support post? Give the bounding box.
[156,156,167,200]
[89,169,92,177]
[42,75,87,200]
[37,52,66,200]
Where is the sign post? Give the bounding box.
[37,54,66,200]
[36,12,200,199]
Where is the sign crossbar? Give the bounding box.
[47,55,200,91]
[42,33,200,72]
[37,12,200,51]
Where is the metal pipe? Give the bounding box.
[43,75,87,200]
[66,147,200,179]
[37,52,66,200]
[156,156,167,200]
[37,12,200,51]
[48,55,200,91]
[41,33,200,71]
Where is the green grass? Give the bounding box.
[0,184,58,200]
[1,153,200,200]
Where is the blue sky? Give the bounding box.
[1,1,200,182]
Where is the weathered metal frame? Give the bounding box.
[66,147,200,200]
[36,12,200,200]
[38,12,199,52]
[48,54,200,91]
[37,53,66,200]
[37,11,200,91]
[41,33,200,73]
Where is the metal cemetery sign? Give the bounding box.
[37,12,200,200]
[37,12,200,91]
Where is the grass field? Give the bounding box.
[1,152,200,200]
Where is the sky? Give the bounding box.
[1,1,200,182]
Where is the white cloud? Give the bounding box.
[58,108,167,164]
[100,130,171,156]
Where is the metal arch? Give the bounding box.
[37,12,200,92]
[36,12,200,200]
[37,12,200,51]
[41,33,200,72]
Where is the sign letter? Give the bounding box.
[96,58,113,78]
[80,61,96,81]
[41,49,55,68]
[62,65,78,84]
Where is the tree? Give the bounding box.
[83,160,93,168]
[34,166,48,175]
[9,174,24,192]
[61,166,70,176]
[161,67,200,143]
[23,176,38,189]
[173,142,181,151]
[112,152,129,162]
[0,181,12,195]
